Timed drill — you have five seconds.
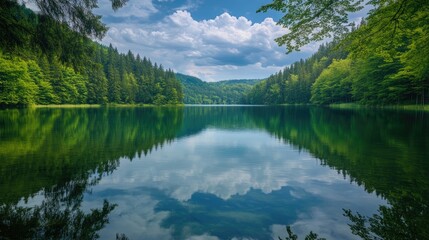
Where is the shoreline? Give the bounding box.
[31,103,184,108]
[328,103,429,112]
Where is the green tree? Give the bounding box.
[0,54,38,106]
[4,0,128,40]
[86,63,108,104]
[26,59,57,105]
[257,0,428,53]
[121,72,138,103]
[257,0,364,52]
[311,58,352,104]
[344,194,429,240]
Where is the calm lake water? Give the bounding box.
[0,106,428,239]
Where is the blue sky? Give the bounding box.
[92,0,361,81]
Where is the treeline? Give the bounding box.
[245,1,429,105]
[243,42,347,104]
[177,73,259,104]
[0,1,183,107]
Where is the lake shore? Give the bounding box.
[32,103,184,108]
[329,103,429,111]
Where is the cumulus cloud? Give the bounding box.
[99,8,315,81]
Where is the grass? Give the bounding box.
[329,103,429,111]
[32,103,185,108]
[33,104,101,108]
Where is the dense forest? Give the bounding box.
[1,0,428,107]
[0,1,183,107]
[243,41,347,104]
[177,73,260,104]
[246,0,429,105]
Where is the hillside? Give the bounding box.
[0,2,183,107]
[245,1,429,106]
[176,73,261,104]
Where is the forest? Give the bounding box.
[245,0,429,106]
[0,1,183,107]
[176,73,260,104]
[1,0,428,107]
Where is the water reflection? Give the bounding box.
[0,179,115,239]
[0,106,428,239]
[0,107,184,239]
[344,193,429,240]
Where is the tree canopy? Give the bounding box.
[3,0,128,39]
[0,3,183,107]
[246,0,429,106]
[258,0,428,53]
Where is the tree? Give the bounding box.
[257,0,365,53]
[27,59,57,105]
[86,63,108,104]
[343,194,429,240]
[0,54,38,106]
[0,3,184,107]
[311,58,352,104]
[12,0,128,39]
[257,0,429,53]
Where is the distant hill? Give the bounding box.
[176,73,262,104]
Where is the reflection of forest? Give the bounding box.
[248,107,429,199]
[247,106,429,239]
[0,107,184,203]
[180,106,429,239]
[0,107,184,239]
[1,106,428,239]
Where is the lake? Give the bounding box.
[0,106,428,239]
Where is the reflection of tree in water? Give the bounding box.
[0,175,115,239]
[249,107,429,240]
[1,106,427,239]
[344,193,429,240]
[0,107,184,239]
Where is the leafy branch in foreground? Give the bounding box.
[257,0,428,53]
[257,0,364,53]
[17,0,128,39]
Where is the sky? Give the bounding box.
[93,0,322,81]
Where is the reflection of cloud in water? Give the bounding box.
[84,188,173,240]
[87,129,384,239]
[97,129,340,200]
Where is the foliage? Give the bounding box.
[311,58,352,104]
[343,193,429,240]
[257,0,364,53]
[244,41,347,104]
[0,54,38,106]
[258,0,428,54]
[0,195,116,239]
[2,0,127,41]
[0,2,183,107]
[249,0,429,106]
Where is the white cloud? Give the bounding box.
[99,9,316,81]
